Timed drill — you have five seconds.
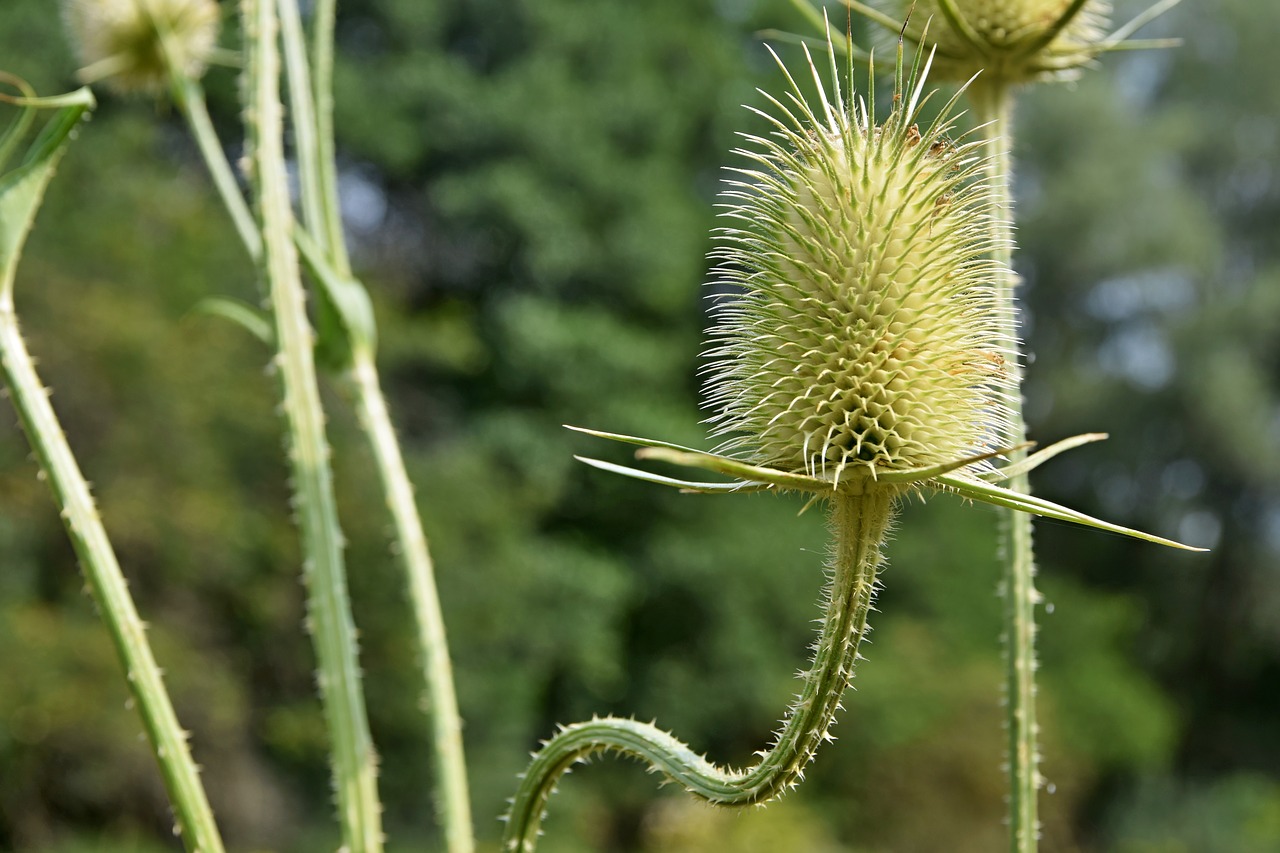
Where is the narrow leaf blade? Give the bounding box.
[637,447,832,493]
[565,425,710,456]
[981,433,1108,483]
[193,297,274,345]
[575,456,769,494]
[0,88,95,300]
[935,474,1207,552]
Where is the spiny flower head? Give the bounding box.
[703,46,1015,487]
[63,0,220,95]
[879,0,1111,83]
[568,41,1201,552]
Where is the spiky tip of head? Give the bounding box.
[703,42,1014,486]
[886,0,1112,83]
[63,0,220,95]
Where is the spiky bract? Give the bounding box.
[704,49,1014,487]
[883,0,1111,83]
[63,0,220,95]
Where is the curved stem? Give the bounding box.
[173,77,261,262]
[244,1,383,849]
[147,0,259,263]
[969,79,1041,853]
[0,310,226,853]
[350,355,474,853]
[309,0,350,277]
[277,0,325,245]
[502,491,892,853]
[0,88,223,853]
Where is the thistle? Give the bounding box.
[63,0,220,94]
[570,39,1189,543]
[849,0,1180,85]
[504,35,1198,853]
[705,51,1014,487]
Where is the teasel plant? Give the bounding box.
[28,0,476,851]
[769,3,1189,848]
[503,31,1200,853]
[0,77,229,851]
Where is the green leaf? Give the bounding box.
[635,447,834,493]
[980,433,1108,483]
[0,74,38,172]
[192,296,274,345]
[294,225,377,370]
[574,455,772,494]
[0,86,95,303]
[874,443,1032,485]
[564,424,711,456]
[934,474,1208,552]
[568,425,836,492]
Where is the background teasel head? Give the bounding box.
[63,0,221,95]
[870,0,1112,83]
[703,47,1015,488]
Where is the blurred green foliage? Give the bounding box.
[0,0,1276,851]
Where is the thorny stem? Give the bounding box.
[170,2,475,847]
[279,0,476,846]
[350,355,474,853]
[0,90,224,853]
[243,1,383,849]
[1,308,226,853]
[502,491,891,853]
[969,79,1041,853]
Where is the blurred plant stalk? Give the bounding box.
[276,0,476,846]
[968,77,1041,852]
[0,84,226,853]
[62,0,475,848]
[243,0,385,848]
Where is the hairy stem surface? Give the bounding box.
[177,5,473,846]
[350,355,474,853]
[243,1,383,848]
[0,308,225,853]
[0,90,224,853]
[502,491,892,853]
[969,79,1041,853]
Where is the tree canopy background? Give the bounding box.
[0,1,1277,850]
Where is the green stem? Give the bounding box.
[173,78,262,262]
[146,0,259,263]
[176,4,474,846]
[309,0,350,276]
[969,79,1040,853]
[243,1,383,849]
[276,0,325,245]
[290,0,475,839]
[502,491,891,853]
[350,354,474,853]
[0,306,226,853]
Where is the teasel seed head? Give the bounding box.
[880,0,1111,83]
[63,0,221,95]
[703,46,1015,487]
